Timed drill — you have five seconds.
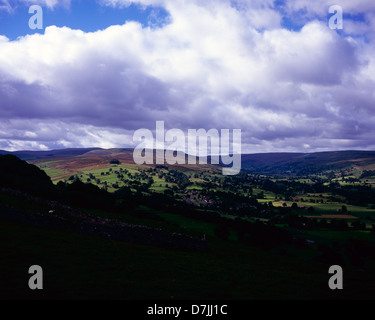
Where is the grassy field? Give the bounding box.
[34,157,375,226]
[2,218,375,300]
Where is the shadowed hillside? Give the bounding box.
[241,150,375,175]
[0,154,55,197]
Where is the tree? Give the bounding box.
[164,189,174,196]
[109,159,120,165]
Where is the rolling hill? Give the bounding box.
[0,148,101,161]
[1,148,375,176]
[240,150,375,175]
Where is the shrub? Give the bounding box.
[109,159,120,165]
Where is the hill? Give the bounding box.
[0,148,101,161]
[0,154,55,196]
[2,148,375,176]
[241,150,375,175]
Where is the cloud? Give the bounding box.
[0,0,374,152]
[0,0,11,12]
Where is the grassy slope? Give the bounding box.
[1,218,374,300]
[0,190,374,300]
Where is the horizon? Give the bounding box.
[1,1,375,153]
[2,146,375,156]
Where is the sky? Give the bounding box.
[0,0,374,153]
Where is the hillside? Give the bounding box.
[1,148,375,175]
[0,154,55,197]
[241,150,375,175]
[0,148,101,161]
[1,152,375,300]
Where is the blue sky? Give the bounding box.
[0,1,367,40]
[0,0,170,40]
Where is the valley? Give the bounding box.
[1,149,375,299]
